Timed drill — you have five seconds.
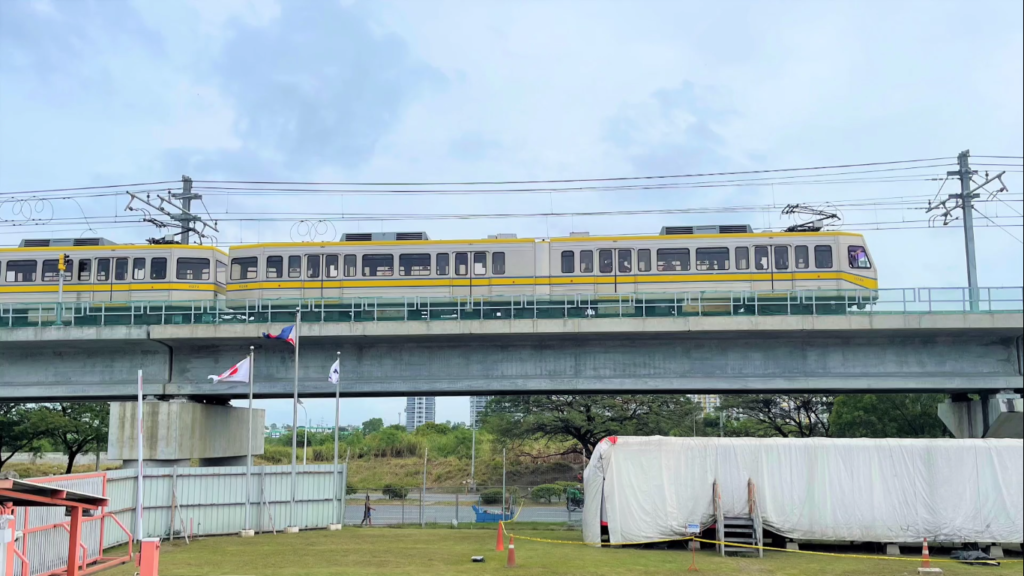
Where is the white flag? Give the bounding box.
[329,359,341,385]
[208,356,251,384]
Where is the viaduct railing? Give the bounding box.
[2,287,1021,329]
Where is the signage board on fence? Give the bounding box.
[686,523,701,534]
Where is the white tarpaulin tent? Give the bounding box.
[583,436,1023,546]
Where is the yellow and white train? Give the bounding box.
[0,226,877,304]
[0,238,227,303]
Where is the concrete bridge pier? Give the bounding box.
[107,400,265,468]
[939,391,1023,439]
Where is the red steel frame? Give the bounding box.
[2,472,133,576]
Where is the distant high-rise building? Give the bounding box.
[469,396,492,430]
[690,395,721,413]
[405,397,436,432]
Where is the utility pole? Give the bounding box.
[955,151,979,311]
[125,175,218,246]
[929,150,980,311]
[174,176,200,245]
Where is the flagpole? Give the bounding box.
[333,351,341,528]
[243,346,255,535]
[289,307,300,532]
[136,369,144,549]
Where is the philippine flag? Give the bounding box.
[263,325,297,346]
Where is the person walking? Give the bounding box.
[360,494,375,527]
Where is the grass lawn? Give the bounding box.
[102,528,1023,576]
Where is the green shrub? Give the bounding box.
[554,481,580,494]
[382,484,410,500]
[480,489,504,505]
[260,446,292,465]
[311,445,336,462]
[531,484,563,503]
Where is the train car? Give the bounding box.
[225,226,876,301]
[0,238,228,304]
[549,225,878,296]
[225,232,541,301]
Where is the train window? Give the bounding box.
[5,260,37,283]
[580,250,593,273]
[344,255,357,277]
[267,256,283,279]
[231,257,259,281]
[561,251,575,274]
[754,247,769,271]
[455,253,469,276]
[96,259,111,282]
[599,250,613,274]
[638,249,651,273]
[436,253,450,276]
[325,255,340,278]
[696,248,730,271]
[774,246,790,271]
[493,252,506,275]
[288,256,301,279]
[176,258,211,281]
[794,246,809,270]
[815,246,834,269]
[849,246,872,269]
[473,252,487,275]
[656,248,689,272]
[363,254,394,277]
[114,258,129,281]
[736,247,750,271]
[217,262,227,284]
[151,258,168,280]
[306,255,321,279]
[42,260,61,282]
[78,259,92,282]
[618,250,632,274]
[399,254,431,276]
[133,258,147,280]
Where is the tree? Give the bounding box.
[831,394,950,438]
[483,395,702,458]
[270,423,279,431]
[0,403,47,472]
[361,418,384,435]
[414,422,452,436]
[718,395,835,438]
[39,403,110,474]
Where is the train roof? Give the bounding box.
[1,243,229,256]
[231,230,865,250]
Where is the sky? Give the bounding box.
[1,0,1022,428]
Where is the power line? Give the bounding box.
[974,155,1024,159]
[0,181,179,197]
[193,157,956,187]
[972,209,1024,244]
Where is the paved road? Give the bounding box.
[342,503,581,525]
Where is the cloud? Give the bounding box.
[164,1,447,178]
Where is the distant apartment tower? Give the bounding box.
[469,396,492,430]
[690,394,721,413]
[405,397,436,432]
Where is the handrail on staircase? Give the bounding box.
[713,480,725,556]
[748,479,764,559]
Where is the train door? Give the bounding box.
[596,249,615,294]
[111,257,131,302]
[304,254,325,299]
[472,252,490,297]
[92,258,112,303]
[615,248,636,294]
[752,245,793,292]
[453,252,471,297]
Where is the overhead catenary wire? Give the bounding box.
[0,181,180,197]
[191,157,957,187]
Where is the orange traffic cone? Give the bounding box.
[506,536,517,568]
[496,522,506,552]
[922,538,931,569]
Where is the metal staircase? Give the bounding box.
[714,479,764,558]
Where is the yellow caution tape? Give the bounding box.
[498,524,1022,564]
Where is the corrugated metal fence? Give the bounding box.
[9,465,345,576]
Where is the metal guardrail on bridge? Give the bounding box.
[1,287,1021,329]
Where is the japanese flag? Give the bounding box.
[209,356,251,384]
